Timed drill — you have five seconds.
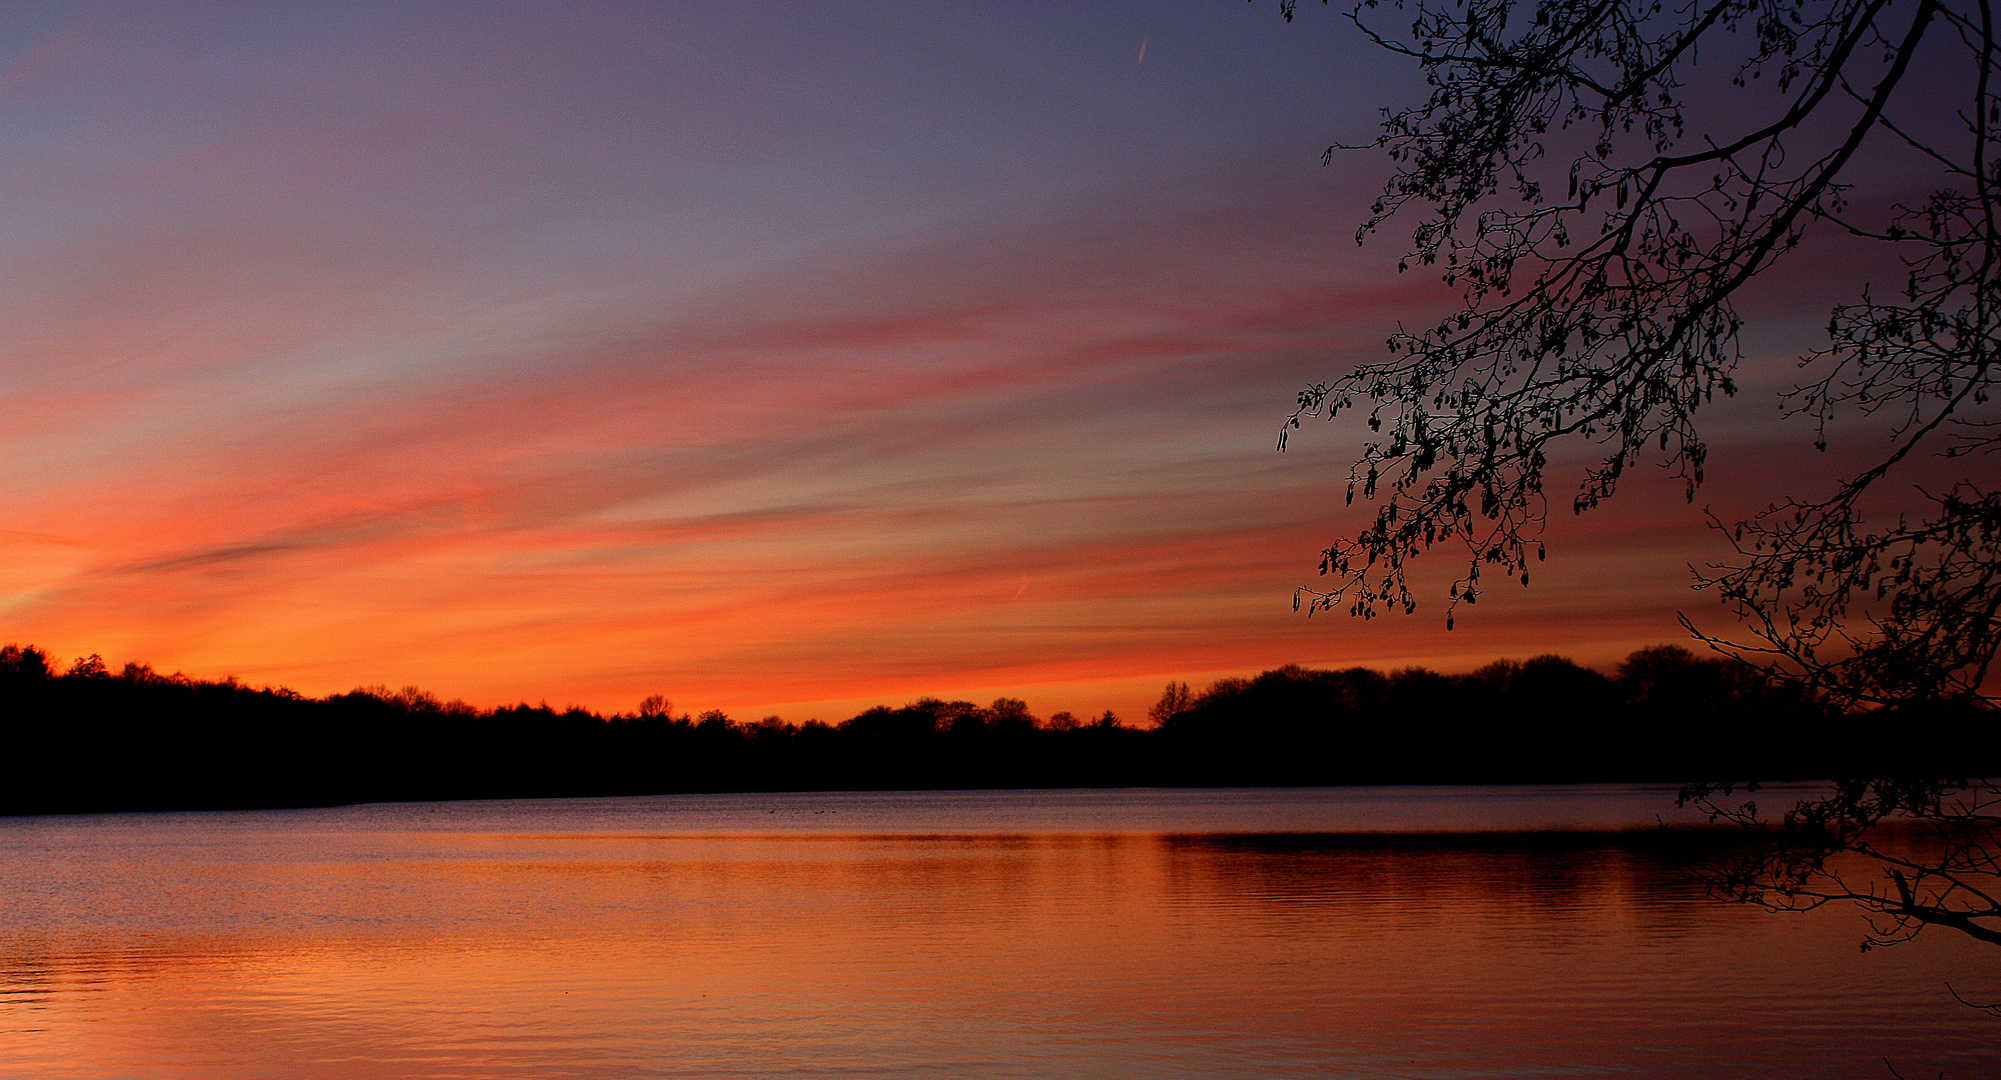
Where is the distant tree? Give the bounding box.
[945,700,990,738]
[1474,654,1619,761]
[0,644,54,680]
[694,709,734,733]
[1616,644,1768,715]
[1147,681,1194,726]
[66,654,108,679]
[118,661,167,683]
[1275,0,1999,951]
[988,697,1037,731]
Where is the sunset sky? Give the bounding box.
[0,1,1878,721]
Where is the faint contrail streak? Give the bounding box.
[1137,34,1147,64]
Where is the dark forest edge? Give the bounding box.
[2,642,1993,815]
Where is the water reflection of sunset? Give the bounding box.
[3,796,1993,1078]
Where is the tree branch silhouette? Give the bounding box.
[1279,0,1999,949]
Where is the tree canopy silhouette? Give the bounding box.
[1278,0,1998,951]
[14,640,1985,814]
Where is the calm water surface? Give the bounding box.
[1,786,1995,1078]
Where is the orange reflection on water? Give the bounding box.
[3,807,1996,1079]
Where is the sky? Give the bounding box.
[0,0,1898,722]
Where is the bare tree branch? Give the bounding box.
[1283,0,2001,953]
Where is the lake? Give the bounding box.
[1,786,1995,1078]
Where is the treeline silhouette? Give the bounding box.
[2,643,1991,814]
